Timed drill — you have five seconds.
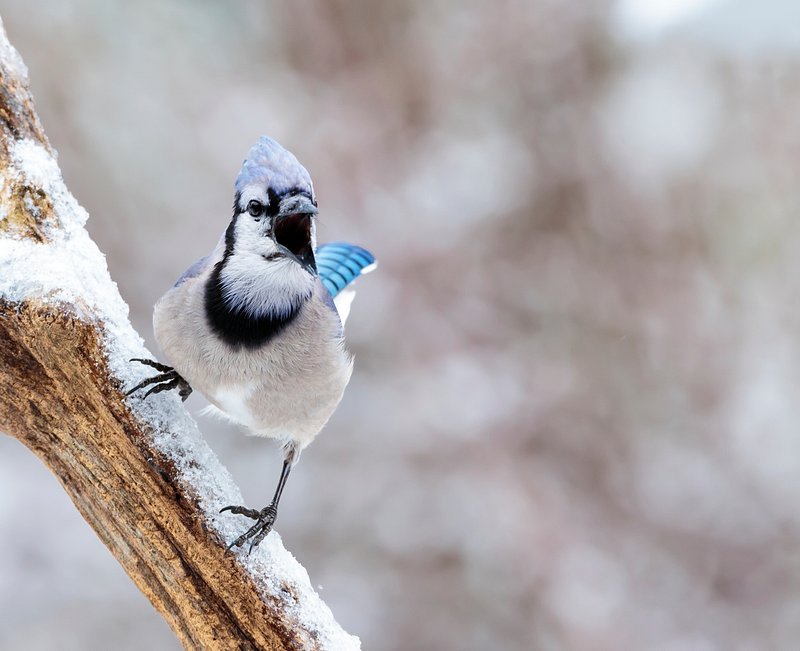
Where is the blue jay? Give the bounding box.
[127,136,375,552]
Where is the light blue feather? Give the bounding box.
[316,242,376,298]
[173,255,211,288]
[235,136,313,198]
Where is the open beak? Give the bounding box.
[271,194,317,273]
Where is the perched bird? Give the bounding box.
[127,136,375,552]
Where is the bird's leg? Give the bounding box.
[125,358,193,401]
[220,443,299,553]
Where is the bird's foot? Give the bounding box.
[126,358,193,401]
[220,503,278,553]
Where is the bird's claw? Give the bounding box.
[126,358,193,401]
[220,505,261,519]
[220,504,278,553]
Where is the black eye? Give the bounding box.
[247,200,264,217]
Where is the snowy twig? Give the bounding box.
[0,17,358,651]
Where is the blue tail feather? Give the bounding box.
[316,242,376,298]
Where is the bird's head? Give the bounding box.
[214,137,319,319]
[230,136,318,275]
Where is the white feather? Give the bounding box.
[206,383,258,427]
[221,251,313,317]
[334,288,356,326]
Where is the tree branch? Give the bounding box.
[0,18,358,651]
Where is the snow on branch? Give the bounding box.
[0,17,358,651]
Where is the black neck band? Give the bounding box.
[203,205,306,349]
[204,261,305,349]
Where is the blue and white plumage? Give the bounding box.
[317,242,376,325]
[127,136,376,551]
[317,243,376,298]
[235,137,313,198]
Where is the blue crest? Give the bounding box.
[235,136,313,197]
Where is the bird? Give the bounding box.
[126,136,376,552]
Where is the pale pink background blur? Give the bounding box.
[2,1,800,650]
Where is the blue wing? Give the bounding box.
[316,242,376,298]
[173,254,212,288]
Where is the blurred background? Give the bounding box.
[1,0,800,649]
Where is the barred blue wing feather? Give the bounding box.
[316,242,377,298]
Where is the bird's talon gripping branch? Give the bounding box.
[223,504,278,553]
[219,505,262,520]
[130,357,173,372]
[126,358,193,401]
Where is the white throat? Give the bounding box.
[218,249,314,318]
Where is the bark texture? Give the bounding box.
[0,21,351,651]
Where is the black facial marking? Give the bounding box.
[231,191,242,217]
[266,187,281,218]
[265,186,314,217]
[222,216,237,260]
[223,191,241,259]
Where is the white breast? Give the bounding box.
[208,383,258,427]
